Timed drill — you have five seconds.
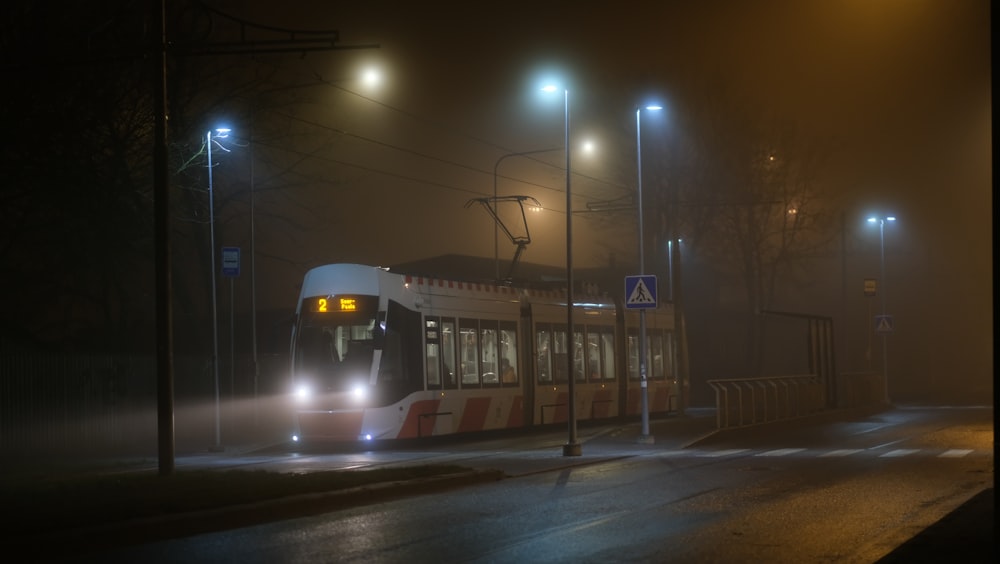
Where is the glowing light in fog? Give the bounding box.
[295,385,312,401]
[352,385,366,401]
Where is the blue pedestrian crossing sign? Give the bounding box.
[874,314,894,334]
[625,275,658,309]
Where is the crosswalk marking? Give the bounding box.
[683,447,980,459]
[755,448,806,457]
[938,449,974,458]
[700,448,750,458]
[880,449,921,458]
[820,449,864,457]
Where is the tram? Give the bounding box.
[289,263,683,443]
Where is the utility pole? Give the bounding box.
[150,1,377,472]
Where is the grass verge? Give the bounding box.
[1,464,472,538]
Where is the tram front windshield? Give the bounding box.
[295,295,380,395]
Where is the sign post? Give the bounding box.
[221,247,240,421]
[625,274,657,444]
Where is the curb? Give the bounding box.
[22,468,506,559]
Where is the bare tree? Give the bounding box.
[0,0,158,350]
[647,89,835,375]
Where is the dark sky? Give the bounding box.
[222,0,989,267]
[204,0,990,395]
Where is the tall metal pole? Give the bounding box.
[153,0,175,475]
[493,157,500,282]
[250,120,259,427]
[208,131,222,451]
[672,176,686,417]
[667,240,674,300]
[636,108,652,443]
[879,219,889,404]
[562,88,581,457]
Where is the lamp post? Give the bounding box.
[635,105,661,444]
[543,84,581,457]
[867,215,895,404]
[249,123,259,427]
[207,127,230,452]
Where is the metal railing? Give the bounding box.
[706,371,887,430]
[706,375,824,429]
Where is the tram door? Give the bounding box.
[520,302,535,426]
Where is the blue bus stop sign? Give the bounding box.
[222,246,240,277]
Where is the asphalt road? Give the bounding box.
[37,404,992,563]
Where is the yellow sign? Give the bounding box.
[864,278,877,296]
[308,295,372,313]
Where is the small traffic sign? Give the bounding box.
[875,314,894,334]
[625,275,657,309]
[864,278,877,297]
[222,246,240,277]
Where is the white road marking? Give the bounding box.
[755,448,807,457]
[820,449,864,457]
[938,449,974,458]
[700,449,750,457]
[880,449,920,458]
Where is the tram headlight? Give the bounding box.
[294,384,312,403]
[351,384,367,403]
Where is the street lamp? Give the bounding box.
[635,104,661,444]
[542,83,581,457]
[207,127,230,452]
[867,214,896,403]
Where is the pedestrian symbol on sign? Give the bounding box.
[624,275,658,309]
[875,314,893,334]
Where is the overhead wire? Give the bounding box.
[252,74,629,214]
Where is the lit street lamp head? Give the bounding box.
[868,215,896,224]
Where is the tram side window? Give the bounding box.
[553,325,568,383]
[601,328,615,381]
[441,318,457,388]
[481,320,499,385]
[536,325,552,384]
[459,319,480,386]
[500,322,518,385]
[425,317,440,387]
[586,330,601,381]
[649,330,665,380]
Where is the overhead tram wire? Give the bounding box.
[262,106,628,210]
[296,74,630,201]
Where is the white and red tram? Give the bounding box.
[289,263,683,443]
